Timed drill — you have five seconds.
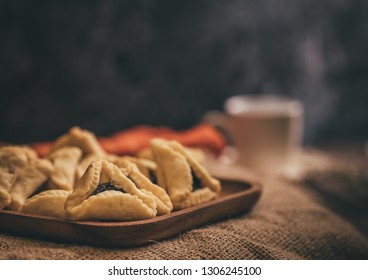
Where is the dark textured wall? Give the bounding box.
[1,0,368,144]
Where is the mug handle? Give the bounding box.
[202,111,233,145]
[202,111,239,164]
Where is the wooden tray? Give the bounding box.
[0,175,262,247]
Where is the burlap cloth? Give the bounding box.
[1,149,367,259]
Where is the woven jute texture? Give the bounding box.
[0,150,367,259]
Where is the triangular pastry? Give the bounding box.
[0,146,54,210]
[0,146,37,172]
[168,140,221,193]
[117,159,172,215]
[7,158,54,210]
[48,127,106,183]
[151,140,192,201]
[50,126,105,157]
[48,146,82,190]
[110,156,157,183]
[65,159,157,221]
[151,139,221,210]
[76,154,100,180]
[138,145,206,164]
[19,189,71,219]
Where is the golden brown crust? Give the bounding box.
[65,159,157,221]
[173,187,218,209]
[137,145,206,164]
[111,156,157,180]
[150,139,221,210]
[7,158,54,211]
[19,189,71,219]
[168,141,221,194]
[0,146,54,210]
[75,154,158,183]
[0,169,13,209]
[50,126,105,157]
[151,139,192,200]
[75,154,100,181]
[0,146,37,172]
[48,146,82,190]
[119,159,172,215]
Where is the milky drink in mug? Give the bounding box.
[210,95,303,174]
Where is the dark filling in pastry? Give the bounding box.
[91,182,125,196]
[191,170,202,191]
[148,170,157,184]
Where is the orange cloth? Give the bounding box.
[30,124,226,158]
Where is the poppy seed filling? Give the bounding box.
[91,182,125,196]
[191,170,202,191]
[148,170,157,184]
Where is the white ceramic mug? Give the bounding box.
[204,95,304,174]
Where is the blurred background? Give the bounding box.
[0,0,367,145]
